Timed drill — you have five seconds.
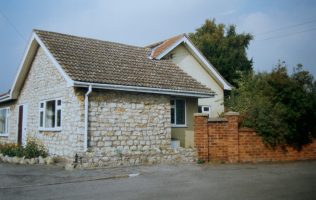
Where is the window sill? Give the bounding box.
[39,128,62,132]
[171,125,188,128]
[0,134,9,137]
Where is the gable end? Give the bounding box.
[3,32,74,102]
[152,35,232,90]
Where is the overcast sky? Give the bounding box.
[0,0,316,93]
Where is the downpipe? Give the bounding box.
[84,85,92,152]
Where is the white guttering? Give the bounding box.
[84,85,92,152]
[73,81,215,98]
[0,94,11,103]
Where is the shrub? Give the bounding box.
[226,62,316,149]
[0,144,24,157]
[24,138,48,158]
[197,159,206,164]
[0,137,48,158]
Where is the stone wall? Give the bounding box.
[194,112,316,163]
[88,91,171,151]
[0,47,85,157]
[79,90,197,167]
[81,147,197,167]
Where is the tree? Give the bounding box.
[189,19,253,86]
[227,61,316,149]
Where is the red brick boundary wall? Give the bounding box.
[194,112,316,163]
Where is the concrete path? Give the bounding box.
[0,161,315,200]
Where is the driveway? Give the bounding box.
[0,161,315,200]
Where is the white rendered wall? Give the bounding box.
[169,44,224,117]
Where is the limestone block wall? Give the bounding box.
[88,91,171,151]
[82,147,197,167]
[0,47,85,157]
[80,90,197,167]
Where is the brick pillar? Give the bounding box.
[194,113,209,162]
[224,112,240,163]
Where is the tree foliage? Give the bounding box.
[227,62,316,149]
[189,19,253,86]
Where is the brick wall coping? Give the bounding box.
[193,113,209,117]
[208,118,228,122]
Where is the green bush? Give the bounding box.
[24,138,48,158]
[0,138,48,158]
[197,159,206,164]
[0,144,24,157]
[226,62,316,149]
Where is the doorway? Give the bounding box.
[18,104,27,146]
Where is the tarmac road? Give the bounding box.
[0,161,315,200]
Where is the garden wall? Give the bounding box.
[194,112,316,163]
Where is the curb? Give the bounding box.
[0,173,140,189]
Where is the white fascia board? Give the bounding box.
[10,34,37,99]
[34,33,74,87]
[155,36,232,90]
[73,81,215,98]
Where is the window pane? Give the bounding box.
[40,111,44,127]
[198,106,202,113]
[203,107,209,112]
[57,109,61,127]
[176,100,185,125]
[40,103,44,108]
[171,108,175,124]
[0,109,7,133]
[45,100,55,128]
[57,100,61,106]
[170,100,175,106]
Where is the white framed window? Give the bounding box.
[171,99,186,127]
[0,107,9,136]
[39,99,62,131]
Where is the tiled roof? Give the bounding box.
[34,30,213,95]
[147,34,184,59]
